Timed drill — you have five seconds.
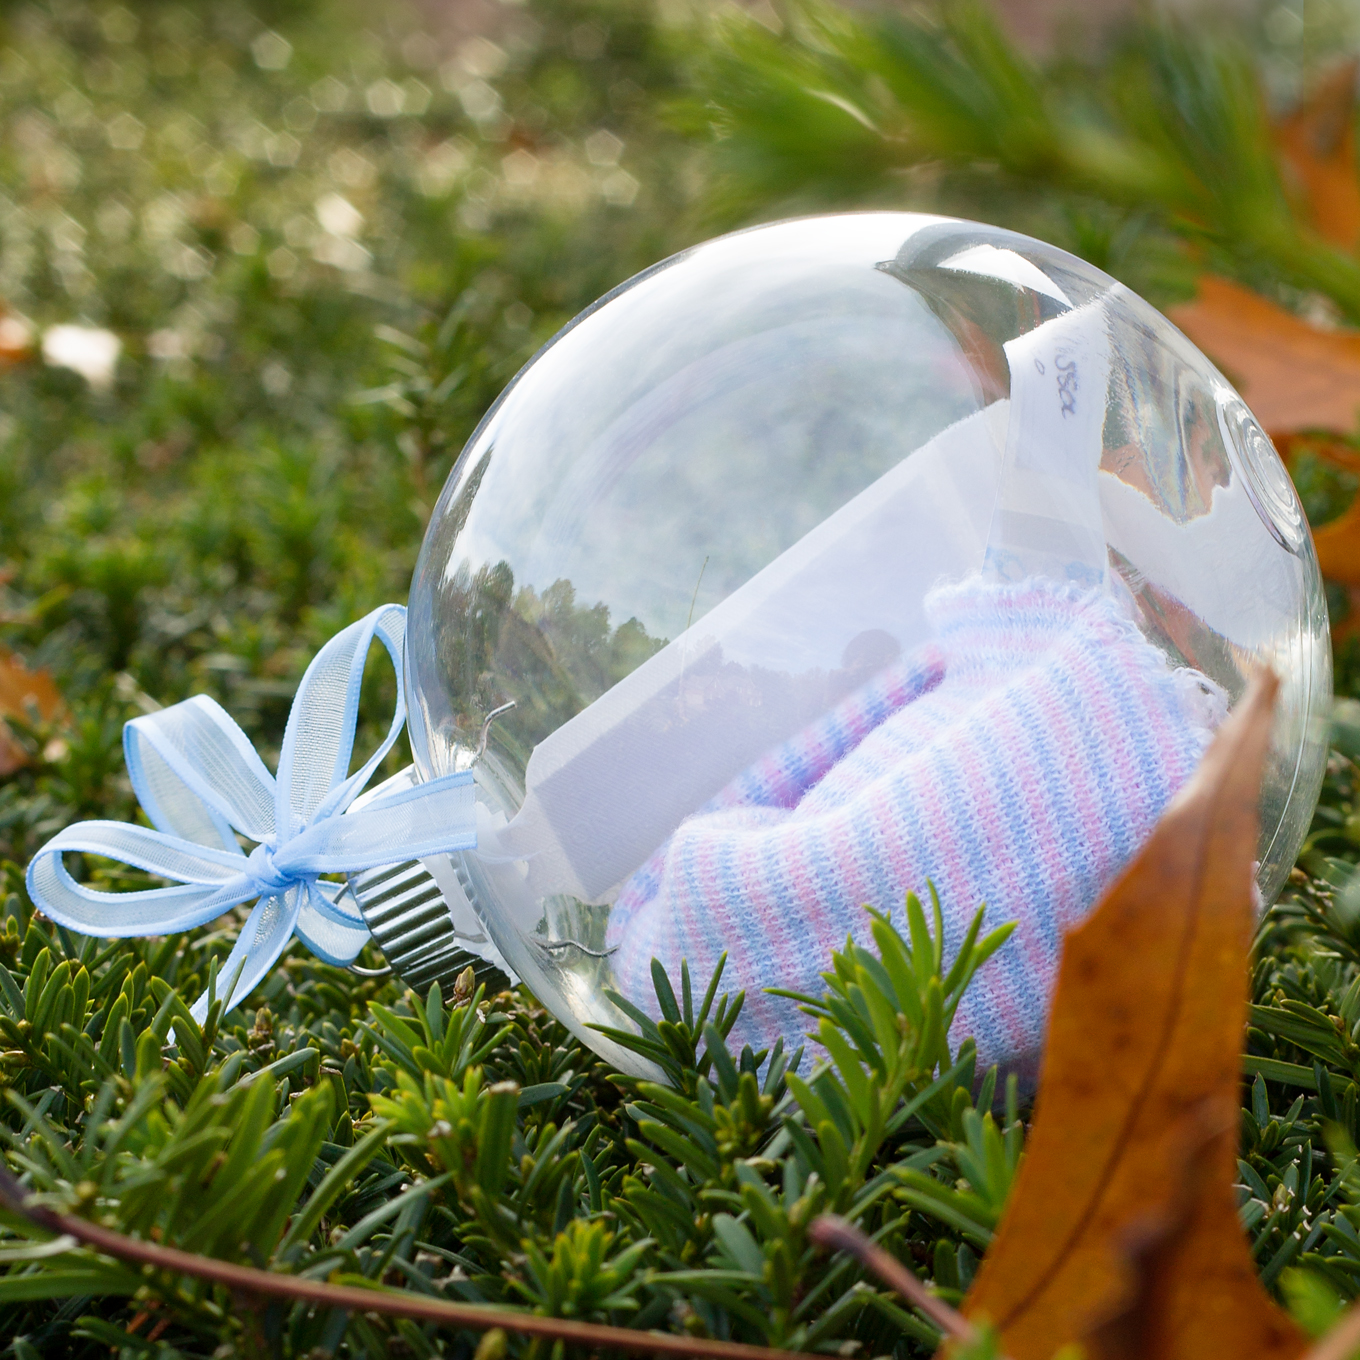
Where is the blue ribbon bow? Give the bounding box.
[26,605,477,1023]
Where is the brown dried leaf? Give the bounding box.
[1162,65,1360,441]
[1166,281,1360,601]
[960,671,1306,1360]
[0,317,32,364]
[0,648,60,776]
[1072,1101,1241,1359]
[1167,275,1360,435]
[1276,60,1360,250]
[1274,433,1360,591]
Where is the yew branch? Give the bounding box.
[0,1167,815,1360]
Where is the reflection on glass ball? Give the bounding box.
[406,213,1330,1080]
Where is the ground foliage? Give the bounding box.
[5,0,1360,1355]
[0,880,1023,1358]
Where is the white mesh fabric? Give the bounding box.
[29,846,242,935]
[312,877,364,921]
[132,737,237,851]
[279,628,362,828]
[42,822,243,882]
[126,696,276,842]
[190,889,302,1023]
[295,889,370,965]
[277,605,406,829]
[279,773,476,872]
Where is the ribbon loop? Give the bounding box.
[125,695,277,849]
[25,603,477,1019]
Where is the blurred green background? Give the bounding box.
[4,0,1360,842]
[0,0,692,846]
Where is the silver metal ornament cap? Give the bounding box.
[344,766,514,999]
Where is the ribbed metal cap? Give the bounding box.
[349,857,510,997]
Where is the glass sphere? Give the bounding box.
[406,213,1330,1079]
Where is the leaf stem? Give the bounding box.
[0,1166,820,1360]
[808,1215,978,1345]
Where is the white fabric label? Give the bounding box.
[487,403,1008,904]
[482,294,1118,906]
[984,297,1114,589]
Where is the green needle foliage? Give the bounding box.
[676,0,1360,316]
[0,884,1025,1358]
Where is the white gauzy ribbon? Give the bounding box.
[26,604,477,1023]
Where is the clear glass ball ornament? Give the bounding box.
[405,213,1330,1078]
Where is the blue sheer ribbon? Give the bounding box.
[26,604,476,1022]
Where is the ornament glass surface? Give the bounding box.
[406,213,1330,1078]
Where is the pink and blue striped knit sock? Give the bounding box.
[604,575,1226,1078]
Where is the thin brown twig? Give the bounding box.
[808,1215,977,1344]
[0,1168,817,1360]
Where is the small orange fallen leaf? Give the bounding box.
[0,313,33,365]
[1167,275,1360,435]
[1274,432,1360,595]
[1276,59,1360,251]
[1165,63,1360,607]
[1167,65,1360,435]
[0,648,61,776]
[960,671,1305,1359]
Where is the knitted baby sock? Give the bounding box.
[605,575,1226,1077]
